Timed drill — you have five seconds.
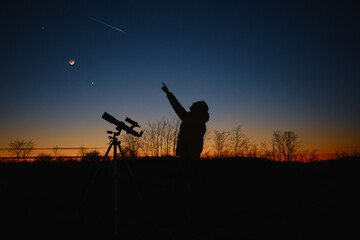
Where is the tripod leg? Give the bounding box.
[113,139,119,236]
[93,142,112,177]
[117,143,141,198]
[117,143,134,176]
[81,143,113,205]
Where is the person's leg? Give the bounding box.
[187,162,210,239]
[195,164,208,230]
[176,158,188,227]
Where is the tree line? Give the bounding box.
[4,119,360,162]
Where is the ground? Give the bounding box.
[1,157,359,239]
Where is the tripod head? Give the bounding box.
[102,112,143,137]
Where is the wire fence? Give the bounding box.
[0,147,107,163]
[0,147,105,151]
[0,147,344,162]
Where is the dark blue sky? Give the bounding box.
[1,0,359,156]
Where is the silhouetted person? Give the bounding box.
[161,82,209,162]
[161,82,209,233]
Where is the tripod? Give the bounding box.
[84,129,139,236]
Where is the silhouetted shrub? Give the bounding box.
[84,150,101,162]
[36,153,53,162]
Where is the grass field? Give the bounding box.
[1,157,359,239]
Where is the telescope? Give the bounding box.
[102,112,143,137]
[95,112,142,235]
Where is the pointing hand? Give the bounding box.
[161,82,170,94]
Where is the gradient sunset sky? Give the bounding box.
[1,0,359,158]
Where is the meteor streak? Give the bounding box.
[90,17,125,33]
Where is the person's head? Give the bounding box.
[190,101,208,113]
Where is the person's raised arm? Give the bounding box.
[162,82,187,120]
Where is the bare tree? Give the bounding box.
[53,145,60,158]
[272,130,302,162]
[339,147,360,158]
[213,130,229,158]
[142,118,180,157]
[78,145,87,161]
[201,128,212,158]
[308,149,319,162]
[229,125,249,157]
[158,119,168,156]
[171,118,181,156]
[335,150,349,159]
[247,143,260,158]
[52,145,64,162]
[260,142,274,160]
[297,149,309,162]
[121,134,144,158]
[7,140,34,162]
[141,126,151,157]
[144,121,160,157]
[352,148,360,157]
[162,117,180,156]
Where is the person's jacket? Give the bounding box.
[166,92,209,160]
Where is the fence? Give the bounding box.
[0,147,106,163]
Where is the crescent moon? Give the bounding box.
[69,60,75,65]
